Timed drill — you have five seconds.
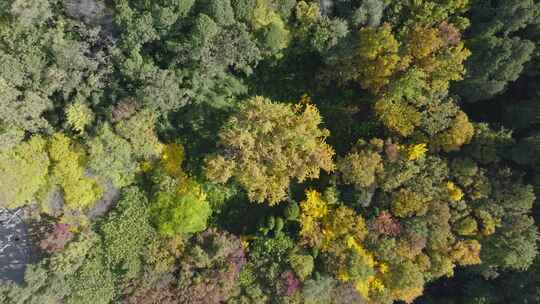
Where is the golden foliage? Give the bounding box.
[321,206,368,251]
[446,181,464,201]
[66,101,94,133]
[299,190,328,247]
[451,240,482,266]
[434,111,474,152]
[476,210,499,236]
[429,42,471,92]
[356,24,401,93]
[407,143,428,161]
[298,189,385,299]
[295,1,321,23]
[48,133,102,210]
[406,25,443,61]
[205,96,335,205]
[391,188,428,218]
[301,190,328,219]
[374,98,422,137]
[161,143,186,179]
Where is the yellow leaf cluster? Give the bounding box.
[301,190,329,219]
[379,263,389,274]
[374,98,422,137]
[299,192,390,300]
[476,210,499,236]
[252,0,277,29]
[451,240,482,266]
[205,96,335,205]
[434,111,474,152]
[299,93,313,106]
[299,190,368,251]
[140,160,154,173]
[446,181,464,201]
[48,133,102,210]
[66,101,94,133]
[356,276,386,299]
[356,24,401,93]
[407,143,428,161]
[299,190,329,242]
[0,136,49,209]
[346,236,376,268]
[156,143,207,202]
[345,236,387,298]
[295,1,321,23]
[406,26,443,61]
[161,143,185,179]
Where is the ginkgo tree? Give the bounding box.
[205,95,335,205]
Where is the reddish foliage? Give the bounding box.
[439,21,461,46]
[125,279,177,304]
[176,229,246,304]
[334,282,366,304]
[281,270,301,296]
[111,99,137,122]
[178,261,240,304]
[229,243,247,273]
[372,211,402,236]
[384,139,400,162]
[403,233,427,258]
[39,223,73,253]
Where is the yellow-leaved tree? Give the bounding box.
[48,133,102,210]
[205,96,335,205]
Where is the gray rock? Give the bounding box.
[0,208,32,284]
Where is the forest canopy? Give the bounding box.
[0,0,540,304]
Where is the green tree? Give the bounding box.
[65,246,116,304]
[99,187,154,280]
[113,0,264,112]
[455,0,539,102]
[385,0,470,27]
[88,124,139,188]
[288,252,314,281]
[0,0,112,147]
[99,187,154,279]
[150,189,211,236]
[351,0,387,27]
[198,0,235,26]
[338,139,384,189]
[391,188,428,218]
[504,90,540,130]
[479,169,539,271]
[48,133,103,210]
[310,17,349,53]
[0,136,49,209]
[114,109,162,160]
[482,214,539,271]
[463,123,514,165]
[176,228,245,304]
[0,77,52,149]
[511,132,540,166]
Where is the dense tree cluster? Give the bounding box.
[1,0,540,303]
